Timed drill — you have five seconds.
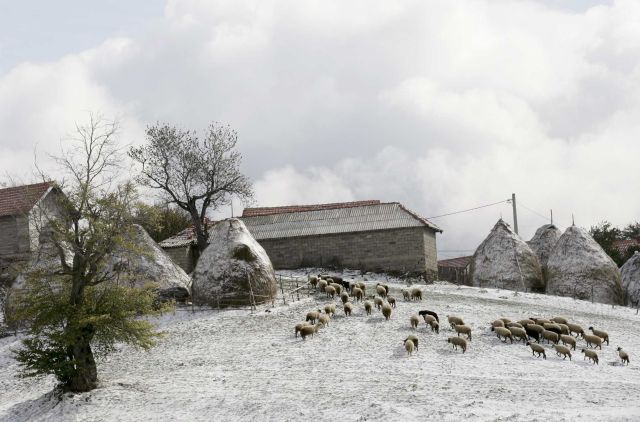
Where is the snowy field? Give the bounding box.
[2,274,640,421]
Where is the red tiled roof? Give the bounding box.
[242,200,381,217]
[0,182,54,217]
[612,238,640,253]
[437,256,472,268]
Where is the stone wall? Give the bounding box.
[257,227,437,277]
[163,246,195,274]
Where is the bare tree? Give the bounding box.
[129,122,254,255]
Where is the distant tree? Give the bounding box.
[132,202,192,242]
[129,123,254,256]
[589,221,624,266]
[9,114,167,393]
[622,221,640,239]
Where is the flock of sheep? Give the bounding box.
[293,274,631,366]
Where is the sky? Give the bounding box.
[0,0,638,258]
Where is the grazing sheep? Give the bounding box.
[542,330,559,345]
[454,324,472,340]
[617,347,630,365]
[588,327,610,346]
[324,285,336,298]
[553,344,572,360]
[559,334,577,350]
[376,285,387,298]
[352,287,364,302]
[491,320,505,331]
[556,324,570,335]
[344,302,353,316]
[525,324,543,343]
[567,323,585,338]
[551,316,568,325]
[309,275,319,289]
[294,322,308,338]
[527,342,546,359]
[506,322,524,329]
[299,324,320,340]
[410,315,420,329]
[584,334,603,350]
[324,303,336,316]
[377,283,390,294]
[404,338,415,355]
[495,327,513,343]
[330,283,343,295]
[447,315,464,329]
[418,310,439,322]
[499,318,512,325]
[429,320,439,334]
[374,297,384,310]
[387,297,396,308]
[402,289,410,301]
[382,303,392,320]
[318,279,328,291]
[517,319,535,327]
[447,336,467,353]
[306,311,320,324]
[364,301,373,315]
[318,314,330,327]
[340,292,349,304]
[355,282,366,293]
[424,315,437,325]
[405,334,419,350]
[411,288,423,301]
[582,348,599,365]
[509,327,528,344]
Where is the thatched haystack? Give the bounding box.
[192,218,277,307]
[546,225,623,305]
[470,219,544,292]
[528,224,562,282]
[621,251,640,307]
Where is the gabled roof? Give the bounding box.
[158,218,218,248]
[242,200,381,217]
[240,201,442,240]
[0,181,55,217]
[437,256,472,269]
[613,238,640,254]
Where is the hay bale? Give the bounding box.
[528,224,562,282]
[546,225,623,305]
[470,219,544,292]
[621,251,640,307]
[192,218,277,307]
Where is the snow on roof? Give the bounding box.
[158,218,218,248]
[437,256,472,268]
[0,181,55,217]
[240,201,441,240]
[242,200,381,217]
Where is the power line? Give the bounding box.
[518,201,565,229]
[427,199,510,219]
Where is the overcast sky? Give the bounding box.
[1,0,638,258]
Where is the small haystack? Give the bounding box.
[546,225,623,305]
[470,219,544,292]
[192,218,277,307]
[621,251,640,307]
[528,224,562,282]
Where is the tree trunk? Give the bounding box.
[66,327,98,392]
[189,208,208,254]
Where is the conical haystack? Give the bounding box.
[621,251,640,307]
[471,219,544,292]
[192,218,277,307]
[528,224,562,282]
[104,225,192,301]
[546,225,623,305]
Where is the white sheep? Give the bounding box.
[424,315,437,324]
[552,344,572,360]
[410,315,420,329]
[405,334,419,350]
[429,320,439,334]
[352,287,364,302]
[454,324,472,340]
[447,315,464,329]
[508,327,528,344]
[374,297,384,310]
[541,330,559,345]
[329,283,343,295]
[447,336,467,353]
[344,302,353,316]
[617,347,630,365]
[584,334,603,350]
[299,324,320,340]
[551,316,568,325]
[411,288,423,301]
[559,334,576,350]
[376,285,387,298]
[306,311,320,324]
[340,291,349,304]
[588,327,610,346]
[582,348,599,365]
[402,289,410,301]
[567,323,585,338]
[494,327,513,343]
[527,342,546,359]
[294,322,308,338]
[324,303,336,316]
[318,314,330,327]
[381,303,392,320]
[404,338,415,356]
[324,285,336,298]
[364,300,373,315]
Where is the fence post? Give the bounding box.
[280,276,286,305]
[296,279,300,301]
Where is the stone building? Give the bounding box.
[0,181,63,283]
[158,218,217,274]
[240,200,441,278]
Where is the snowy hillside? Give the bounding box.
[2,274,640,421]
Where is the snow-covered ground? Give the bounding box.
[2,272,640,421]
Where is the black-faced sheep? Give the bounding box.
[559,334,576,350]
[299,324,320,340]
[490,320,505,331]
[411,288,423,301]
[588,327,609,346]
[410,315,420,329]
[344,302,353,316]
[508,327,528,344]
[419,310,439,322]
[584,334,603,350]
[582,348,599,365]
[494,327,513,343]
[306,311,320,324]
[542,330,559,345]
[381,303,392,320]
[454,324,472,340]
[617,347,630,365]
[405,334,419,350]
[447,336,467,353]
[567,323,585,338]
[527,342,546,359]
[364,300,373,315]
[552,344,572,360]
[447,315,464,329]
[551,316,568,325]
[387,297,396,308]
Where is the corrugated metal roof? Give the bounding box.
[241,202,441,240]
[243,200,380,217]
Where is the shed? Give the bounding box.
[437,256,472,285]
[240,200,442,278]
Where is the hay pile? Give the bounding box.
[621,251,640,307]
[192,218,277,307]
[528,224,562,282]
[470,219,544,292]
[546,225,623,305]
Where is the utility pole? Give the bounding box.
[550,209,553,225]
[511,193,519,235]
